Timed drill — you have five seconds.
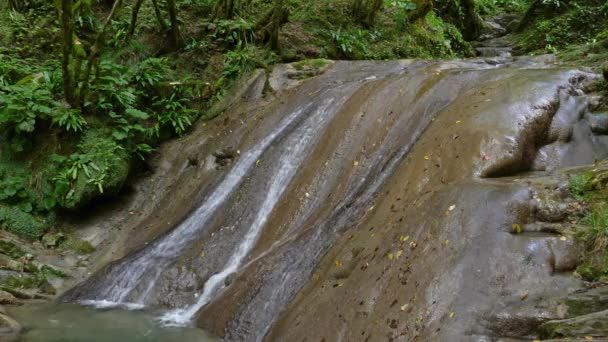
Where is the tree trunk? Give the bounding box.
[151,0,168,31]
[351,0,383,27]
[460,0,482,40]
[81,0,124,100]
[61,0,76,107]
[166,0,183,50]
[255,0,289,51]
[213,0,236,20]
[268,0,286,51]
[128,0,146,38]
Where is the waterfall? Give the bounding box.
[158,97,337,326]
[81,102,311,307]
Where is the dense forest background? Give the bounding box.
[0,0,607,244]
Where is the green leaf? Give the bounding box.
[125,108,150,120]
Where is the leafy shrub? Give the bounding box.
[223,43,261,79]
[0,83,57,134]
[211,19,255,47]
[327,29,375,59]
[152,92,196,137]
[53,109,87,133]
[128,57,172,88]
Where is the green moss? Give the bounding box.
[0,274,49,290]
[0,205,46,239]
[568,166,608,281]
[569,172,595,200]
[292,58,328,71]
[0,240,26,259]
[62,237,95,255]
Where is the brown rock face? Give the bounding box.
[63,59,608,341]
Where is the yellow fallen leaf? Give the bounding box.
[335,260,342,267]
[424,155,430,160]
[448,205,456,211]
[354,160,359,166]
[559,236,567,241]
[449,312,455,318]
[400,304,409,311]
[533,340,541,342]
[456,120,461,124]
[305,192,310,198]
[443,239,449,245]
[337,283,344,287]
[387,253,394,261]
[400,235,410,242]
[396,250,403,259]
[399,88,404,93]
[410,241,417,248]
[512,223,522,234]
[584,337,594,340]
[256,159,261,166]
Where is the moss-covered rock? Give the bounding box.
[540,309,608,339]
[0,206,46,240]
[58,130,130,210]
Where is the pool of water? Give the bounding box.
[8,303,217,342]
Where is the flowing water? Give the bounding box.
[58,58,608,341]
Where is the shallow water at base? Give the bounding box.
[8,303,217,342]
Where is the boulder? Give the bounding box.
[41,232,65,249]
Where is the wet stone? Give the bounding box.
[587,113,608,134]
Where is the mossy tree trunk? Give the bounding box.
[127,0,145,38]
[8,0,23,12]
[351,0,383,28]
[151,0,169,32]
[255,0,289,51]
[61,0,77,107]
[166,0,183,50]
[460,0,483,40]
[81,0,124,100]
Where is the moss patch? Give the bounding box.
[568,165,608,281]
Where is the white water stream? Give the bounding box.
[84,95,339,327]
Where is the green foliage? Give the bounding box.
[328,29,376,59]
[568,167,608,281]
[223,43,262,79]
[0,83,57,134]
[52,130,129,209]
[128,57,172,88]
[569,172,594,200]
[211,19,255,47]
[0,205,46,239]
[152,92,195,137]
[386,0,418,28]
[53,109,87,133]
[0,240,26,259]
[515,0,608,53]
